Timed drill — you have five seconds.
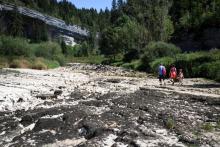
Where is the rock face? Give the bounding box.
[172,27,220,51]
[0,64,219,146]
[0,2,89,43]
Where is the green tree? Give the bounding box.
[61,40,67,55]
[112,0,117,10]
[117,0,124,9]
[100,27,121,60]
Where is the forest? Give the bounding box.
[0,0,219,81]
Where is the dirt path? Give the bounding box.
[0,64,219,147]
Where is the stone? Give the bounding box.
[36,94,57,100]
[17,98,24,103]
[20,114,34,126]
[33,118,64,131]
[54,90,63,96]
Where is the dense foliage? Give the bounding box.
[0,35,64,69]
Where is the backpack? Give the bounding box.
[162,67,166,76]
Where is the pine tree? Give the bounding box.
[117,0,123,9]
[61,40,67,55]
[112,0,117,10]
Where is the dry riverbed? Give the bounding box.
[0,63,219,147]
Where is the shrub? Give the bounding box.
[9,58,31,68]
[123,49,139,62]
[53,54,65,66]
[217,120,220,129]
[34,42,65,65]
[43,59,60,69]
[121,60,141,70]
[32,58,47,70]
[198,61,220,81]
[143,41,181,60]
[201,122,214,132]
[121,63,134,69]
[165,117,175,130]
[140,42,181,71]
[73,43,89,57]
[146,50,220,81]
[0,35,31,57]
[34,42,62,59]
[174,52,218,78]
[150,57,175,74]
[0,56,9,68]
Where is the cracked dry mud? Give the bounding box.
[0,63,219,147]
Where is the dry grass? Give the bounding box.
[9,59,31,68]
[31,58,47,70]
[0,57,9,68]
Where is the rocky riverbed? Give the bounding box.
[0,63,219,147]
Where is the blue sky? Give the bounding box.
[69,0,112,11]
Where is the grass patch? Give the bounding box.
[165,117,175,130]
[43,59,60,69]
[201,122,214,132]
[217,120,220,129]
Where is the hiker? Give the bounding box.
[169,65,177,85]
[177,69,184,85]
[158,64,166,85]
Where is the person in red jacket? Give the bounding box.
[169,65,177,85]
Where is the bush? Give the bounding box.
[0,35,31,57]
[73,43,89,57]
[43,59,60,69]
[32,58,47,70]
[0,56,9,68]
[139,42,181,71]
[53,54,65,66]
[201,122,214,132]
[174,52,218,78]
[68,55,106,65]
[121,60,141,70]
[0,35,67,69]
[9,58,31,68]
[143,41,181,60]
[148,50,220,81]
[34,42,65,65]
[150,57,175,74]
[123,49,139,62]
[166,117,175,130]
[34,42,62,59]
[198,61,220,82]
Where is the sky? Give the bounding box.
[69,0,112,11]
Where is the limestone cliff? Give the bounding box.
[0,3,89,45]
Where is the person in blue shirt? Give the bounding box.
[158,64,166,85]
